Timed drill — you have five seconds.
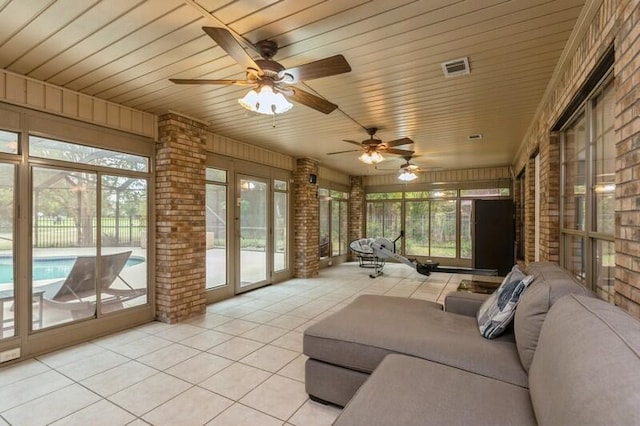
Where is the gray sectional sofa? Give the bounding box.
[303,262,640,425]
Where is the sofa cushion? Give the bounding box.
[529,294,640,425]
[304,295,528,387]
[514,262,592,371]
[334,354,536,426]
[477,265,533,338]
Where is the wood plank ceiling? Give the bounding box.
[0,0,586,176]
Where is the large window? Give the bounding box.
[0,160,15,338]
[366,187,510,262]
[273,179,288,272]
[561,78,615,302]
[30,136,149,330]
[206,168,227,289]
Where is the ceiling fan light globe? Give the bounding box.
[369,151,384,164]
[358,152,374,164]
[398,171,418,182]
[240,85,292,115]
[238,89,259,112]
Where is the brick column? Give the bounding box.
[614,0,640,318]
[524,157,536,264]
[540,132,561,262]
[348,176,365,261]
[293,158,319,277]
[155,113,207,323]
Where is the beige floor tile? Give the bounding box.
[240,345,299,373]
[166,352,233,384]
[289,399,342,426]
[154,324,206,342]
[125,419,150,426]
[91,329,148,350]
[49,399,136,426]
[0,370,73,411]
[240,299,276,310]
[240,375,308,420]
[294,319,317,333]
[207,337,264,361]
[214,319,260,335]
[57,350,129,381]
[277,354,307,383]
[240,324,288,344]
[241,310,281,323]
[0,359,50,387]
[37,342,103,369]
[188,313,233,329]
[109,335,173,359]
[179,330,233,351]
[286,306,325,319]
[206,403,282,426]
[108,372,191,416]
[135,321,176,334]
[217,305,256,318]
[2,384,100,426]
[136,343,200,370]
[271,331,303,352]
[142,386,232,426]
[199,362,271,400]
[267,315,309,330]
[80,360,157,397]
[262,303,298,314]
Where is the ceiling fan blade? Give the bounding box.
[169,78,254,86]
[342,139,363,147]
[326,149,362,155]
[202,27,261,72]
[288,87,338,114]
[384,137,414,147]
[279,55,351,83]
[385,148,415,156]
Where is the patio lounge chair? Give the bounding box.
[42,251,145,316]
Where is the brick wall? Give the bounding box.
[293,158,319,277]
[156,113,207,323]
[512,0,640,318]
[524,157,536,263]
[348,176,364,261]
[614,0,640,318]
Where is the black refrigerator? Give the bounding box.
[472,199,515,276]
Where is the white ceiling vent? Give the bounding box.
[441,57,470,78]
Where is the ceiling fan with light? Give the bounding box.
[376,155,441,182]
[326,127,414,164]
[170,27,351,115]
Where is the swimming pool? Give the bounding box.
[0,255,145,284]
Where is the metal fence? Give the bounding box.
[31,216,146,248]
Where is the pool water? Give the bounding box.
[0,255,145,284]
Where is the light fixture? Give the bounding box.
[238,83,293,115]
[398,170,418,182]
[358,150,384,165]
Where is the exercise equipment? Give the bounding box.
[350,233,498,279]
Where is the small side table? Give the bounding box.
[457,279,501,294]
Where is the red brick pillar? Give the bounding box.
[524,157,536,264]
[293,158,319,277]
[155,113,207,323]
[348,176,365,261]
[540,132,561,262]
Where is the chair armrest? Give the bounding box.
[443,291,490,317]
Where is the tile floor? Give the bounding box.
[0,262,468,426]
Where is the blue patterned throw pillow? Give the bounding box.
[477,265,534,339]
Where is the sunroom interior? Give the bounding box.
[0,0,638,424]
